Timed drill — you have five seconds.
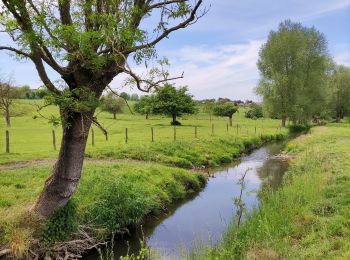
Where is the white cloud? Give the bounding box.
[334,52,350,67]
[110,40,264,100]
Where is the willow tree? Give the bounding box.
[257,20,329,127]
[0,0,204,219]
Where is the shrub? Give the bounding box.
[288,124,311,134]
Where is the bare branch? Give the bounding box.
[126,0,204,54]
[0,46,32,58]
[106,85,134,114]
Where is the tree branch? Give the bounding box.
[0,46,32,58]
[125,0,204,54]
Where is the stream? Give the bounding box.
[85,142,289,259]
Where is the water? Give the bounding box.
[85,142,289,259]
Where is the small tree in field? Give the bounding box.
[213,102,238,126]
[0,77,16,127]
[0,0,205,218]
[100,93,125,119]
[203,100,215,121]
[153,84,196,125]
[134,95,154,119]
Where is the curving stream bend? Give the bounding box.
[85,142,289,259]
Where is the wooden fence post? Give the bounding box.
[255,126,257,134]
[151,127,154,142]
[91,128,95,146]
[6,130,9,153]
[52,130,56,151]
[195,126,197,138]
[125,128,128,144]
[226,123,229,133]
[173,126,176,141]
[236,124,239,135]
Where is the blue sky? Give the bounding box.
[0,0,349,100]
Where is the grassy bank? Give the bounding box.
[0,161,205,258]
[192,123,350,259]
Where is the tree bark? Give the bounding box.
[336,114,341,123]
[281,115,286,128]
[229,115,233,127]
[113,112,116,120]
[146,113,149,120]
[5,108,10,127]
[34,110,94,218]
[172,114,177,125]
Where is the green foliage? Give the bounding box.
[152,84,197,124]
[328,65,350,121]
[257,20,330,125]
[100,92,125,119]
[288,124,311,134]
[213,102,238,118]
[133,95,154,118]
[245,103,263,119]
[41,200,78,244]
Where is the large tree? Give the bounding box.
[328,65,350,122]
[152,84,196,125]
[256,20,329,127]
[0,0,204,218]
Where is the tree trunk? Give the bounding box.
[146,113,149,120]
[172,114,177,125]
[5,109,10,127]
[336,114,341,123]
[34,110,94,218]
[113,112,116,120]
[229,115,233,127]
[281,116,287,128]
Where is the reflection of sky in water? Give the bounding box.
[146,144,287,259]
[83,144,288,260]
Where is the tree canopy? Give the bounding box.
[152,84,197,125]
[100,92,125,119]
[256,20,330,127]
[328,65,350,122]
[213,101,238,126]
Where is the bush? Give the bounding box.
[245,103,263,119]
[288,124,311,134]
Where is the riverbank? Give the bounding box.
[0,161,205,259]
[192,123,350,259]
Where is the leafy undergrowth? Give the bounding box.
[87,133,287,169]
[191,123,350,259]
[0,162,205,258]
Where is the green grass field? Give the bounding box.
[191,123,350,259]
[0,99,287,166]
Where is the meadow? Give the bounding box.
[0,99,287,166]
[191,123,350,259]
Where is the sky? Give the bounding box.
[0,0,349,101]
